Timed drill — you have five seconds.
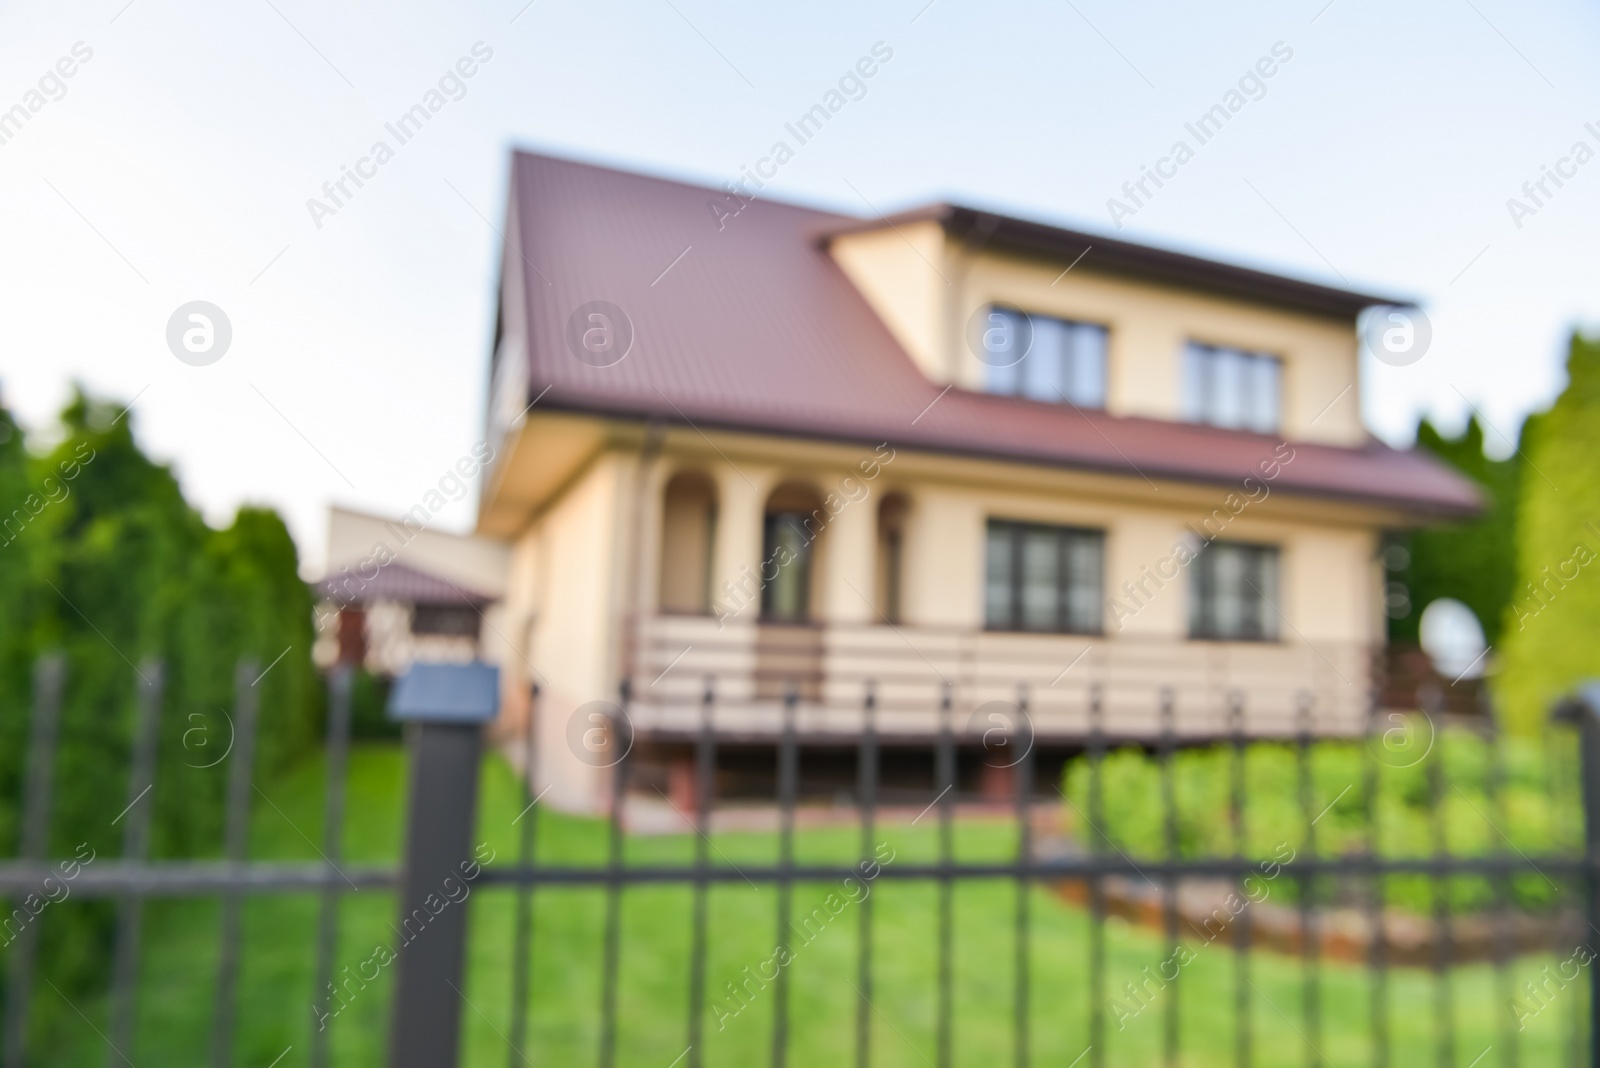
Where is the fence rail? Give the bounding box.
[1,656,1596,1068]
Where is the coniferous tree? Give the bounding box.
[0,387,318,999]
[1497,333,1600,732]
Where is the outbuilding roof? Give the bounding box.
[318,560,493,607]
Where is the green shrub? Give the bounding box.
[1062,724,1581,914]
[351,668,401,740]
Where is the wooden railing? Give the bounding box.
[625,615,1379,742]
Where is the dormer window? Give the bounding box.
[1182,342,1281,433]
[979,307,1108,409]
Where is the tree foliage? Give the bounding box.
[1497,333,1600,733]
[1387,415,1521,648]
[0,388,319,995]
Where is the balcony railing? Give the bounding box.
[625,615,1383,743]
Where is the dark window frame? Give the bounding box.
[1188,540,1281,642]
[760,511,816,623]
[883,526,903,625]
[1182,341,1282,433]
[984,519,1105,635]
[410,603,482,638]
[979,305,1109,410]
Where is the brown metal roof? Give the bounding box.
[498,151,1479,518]
[318,560,493,607]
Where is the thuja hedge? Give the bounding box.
[0,389,319,994]
[1061,723,1582,915]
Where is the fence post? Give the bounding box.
[3,654,64,1068]
[108,660,164,1068]
[385,662,501,1068]
[1558,682,1600,1068]
[1561,684,1600,1068]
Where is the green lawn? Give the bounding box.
[25,744,1586,1066]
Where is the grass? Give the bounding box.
[22,743,1589,1066]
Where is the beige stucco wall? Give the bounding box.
[496,452,630,812]
[898,488,981,628]
[829,220,949,383]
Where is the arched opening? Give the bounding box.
[876,492,909,624]
[761,481,825,622]
[658,470,717,614]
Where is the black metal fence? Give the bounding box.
[1,657,1598,1067]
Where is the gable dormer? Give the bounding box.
[828,205,1406,448]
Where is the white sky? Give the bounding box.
[3,0,1597,575]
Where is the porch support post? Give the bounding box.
[709,465,767,625]
[819,481,877,625]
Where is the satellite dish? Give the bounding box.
[1418,598,1487,680]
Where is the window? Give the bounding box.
[761,512,815,622]
[411,604,481,638]
[980,307,1107,408]
[1190,542,1280,641]
[985,520,1103,633]
[876,493,909,625]
[1182,342,1281,433]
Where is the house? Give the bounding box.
[477,151,1479,813]
[314,505,509,676]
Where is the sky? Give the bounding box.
[3,0,1598,575]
